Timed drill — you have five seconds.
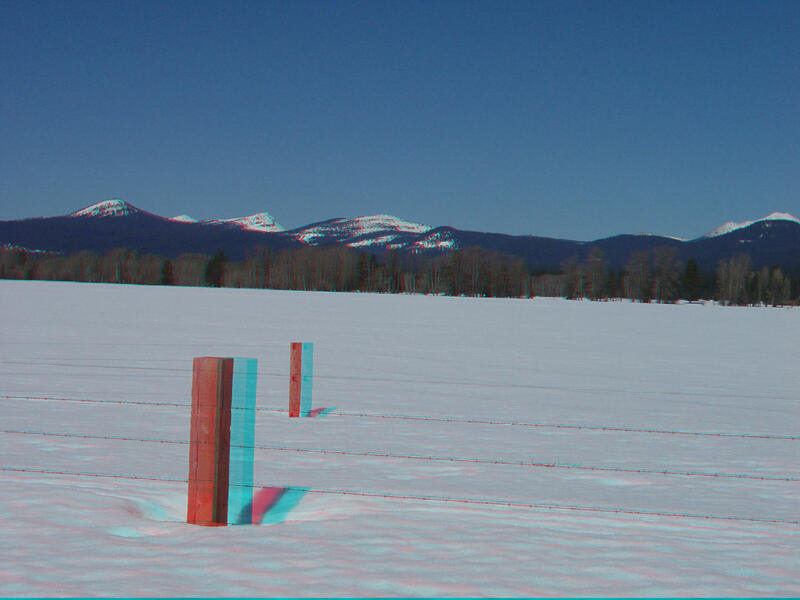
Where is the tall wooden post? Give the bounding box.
[188,357,233,526]
[300,343,313,417]
[228,357,257,525]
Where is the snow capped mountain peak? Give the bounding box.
[68,201,284,231]
[761,211,800,224]
[213,211,285,233]
[705,212,800,238]
[171,214,198,223]
[168,211,284,231]
[70,199,143,218]
[293,214,431,247]
[706,220,750,238]
[344,214,432,235]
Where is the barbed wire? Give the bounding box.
[1,359,797,403]
[1,465,797,526]
[1,394,189,408]
[305,409,800,440]
[2,429,797,483]
[3,395,798,440]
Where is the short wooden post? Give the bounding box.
[187,357,233,526]
[289,342,313,417]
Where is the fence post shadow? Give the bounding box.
[238,486,309,525]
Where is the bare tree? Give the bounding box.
[716,255,752,305]
[624,250,651,301]
[585,247,607,300]
[651,247,680,303]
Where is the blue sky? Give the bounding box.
[1,0,798,240]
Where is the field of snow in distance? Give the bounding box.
[1,280,798,597]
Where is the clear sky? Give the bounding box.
[1,0,798,240]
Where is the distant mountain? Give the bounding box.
[66,199,285,233]
[70,198,149,218]
[171,210,285,233]
[1,199,300,259]
[703,212,800,238]
[289,215,432,249]
[211,212,285,233]
[1,200,799,271]
[684,217,800,270]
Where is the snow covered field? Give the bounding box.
[1,280,798,597]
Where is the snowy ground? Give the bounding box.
[1,280,798,597]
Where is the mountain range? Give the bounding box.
[2,199,799,272]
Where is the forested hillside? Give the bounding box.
[1,245,797,306]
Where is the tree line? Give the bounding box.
[1,244,797,306]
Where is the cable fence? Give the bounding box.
[2,465,798,527]
[3,394,799,440]
[2,356,797,528]
[3,428,797,482]
[1,359,798,403]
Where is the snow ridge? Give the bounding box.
[413,229,458,250]
[70,199,143,218]
[211,212,285,233]
[70,200,285,232]
[705,212,800,238]
[293,215,431,247]
[633,232,689,242]
[168,211,285,232]
[170,214,198,223]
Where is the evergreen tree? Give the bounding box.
[203,250,228,287]
[681,258,702,301]
[159,259,174,286]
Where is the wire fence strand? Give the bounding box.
[2,359,798,403]
[3,394,798,440]
[2,429,797,483]
[1,465,797,526]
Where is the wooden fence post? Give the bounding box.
[228,357,257,525]
[289,342,313,417]
[187,357,233,526]
[300,343,313,417]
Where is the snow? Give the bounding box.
[1,281,798,596]
[347,234,398,248]
[704,211,800,238]
[69,199,142,218]
[293,215,431,246]
[69,202,285,232]
[0,243,55,254]
[632,232,688,242]
[211,212,286,233]
[414,230,458,250]
[336,215,431,236]
[170,214,199,223]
